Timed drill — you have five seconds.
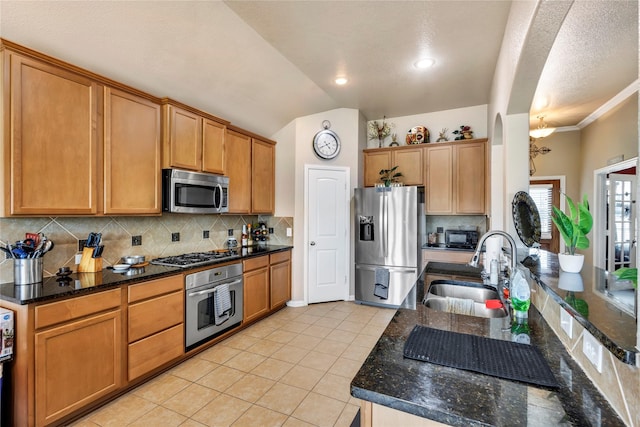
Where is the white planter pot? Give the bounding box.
[558,253,585,273]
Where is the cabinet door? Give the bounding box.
[35,310,122,426]
[392,147,424,186]
[202,118,226,174]
[243,266,270,323]
[455,142,486,214]
[225,130,252,213]
[251,138,275,214]
[128,324,183,381]
[8,53,99,215]
[425,145,453,214]
[165,105,201,171]
[270,258,291,309]
[363,151,391,187]
[104,88,161,214]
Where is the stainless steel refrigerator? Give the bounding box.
[355,186,424,308]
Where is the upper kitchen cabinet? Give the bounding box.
[363,145,424,187]
[425,139,488,215]
[161,98,228,174]
[2,48,100,215]
[225,126,276,214]
[104,88,161,214]
[1,40,163,216]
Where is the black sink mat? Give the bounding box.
[403,325,559,389]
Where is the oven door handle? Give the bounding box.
[187,279,242,297]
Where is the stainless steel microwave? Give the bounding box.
[162,169,229,214]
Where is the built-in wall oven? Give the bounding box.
[185,263,243,351]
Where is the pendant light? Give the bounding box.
[529,115,556,139]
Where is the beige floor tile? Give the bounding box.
[222,333,261,350]
[231,404,288,427]
[257,316,287,329]
[305,304,334,317]
[69,418,100,427]
[326,329,357,344]
[335,403,361,427]
[191,394,251,427]
[369,309,396,325]
[298,351,339,372]
[251,357,295,381]
[279,321,310,334]
[313,372,353,402]
[279,365,325,390]
[162,383,220,417]
[170,357,219,382]
[128,406,186,427]
[323,309,351,320]
[256,382,309,415]
[341,342,373,363]
[180,419,208,427]
[225,373,276,403]
[301,323,333,338]
[314,338,349,356]
[224,351,267,372]
[282,417,316,427]
[288,333,323,349]
[133,373,192,404]
[336,319,367,334]
[242,323,277,339]
[292,392,346,427]
[313,316,343,329]
[87,394,156,427]
[352,333,380,348]
[247,338,284,356]
[265,329,299,344]
[199,344,241,364]
[329,357,363,378]
[360,322,388,337]
[344,312,374,324]
[295,313,322,324]
[197,365,246,392]
[271,345,310,364]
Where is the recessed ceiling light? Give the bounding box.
[414,58,435,69]
[335,77,348,85]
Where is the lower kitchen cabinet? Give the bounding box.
[243,255,271,323]
[34,289,122,427]
[421,249,475,271]
[270,250,291,309]
[127,275,184,380]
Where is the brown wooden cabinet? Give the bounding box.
[161,99,228,174]
[127,275,184,380]
[363,145,424,187]
[243,255,270,323]
[34,289,122,427]
[225,128,276,214]
[425,139,487,215]
[421,249,475,271]
[270,250,291,309]
[104,87,162,214]
[3,50,100,215]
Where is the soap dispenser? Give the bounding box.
[510,269,531,316]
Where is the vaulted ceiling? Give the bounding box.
[0,1,637,136]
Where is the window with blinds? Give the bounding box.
[529,184,553,240]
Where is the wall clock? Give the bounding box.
[313,120,341,160]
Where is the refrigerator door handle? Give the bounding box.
[382,192,387,258]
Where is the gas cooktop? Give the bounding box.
[151,250,239,268]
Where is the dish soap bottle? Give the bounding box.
[510,269,530,317]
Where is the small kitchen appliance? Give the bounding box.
[445,229,479,249]
[162,169,229,214]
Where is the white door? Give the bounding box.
[307,166,349,303]
[607,173,636,272]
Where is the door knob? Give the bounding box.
[310,241,316,246]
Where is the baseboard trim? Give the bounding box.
[286,300,307,307]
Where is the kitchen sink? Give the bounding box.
[423,280,508,318]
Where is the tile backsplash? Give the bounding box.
[0,214,293,283]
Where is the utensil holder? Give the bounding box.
[77,247,102,273]
[14,258,43,285]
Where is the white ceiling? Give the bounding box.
[0,1,637,137]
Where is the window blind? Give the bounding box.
[529,184,553,240]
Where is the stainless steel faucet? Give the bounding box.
[469,230,518,277]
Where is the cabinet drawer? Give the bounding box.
[128,291,183,343]
[128,274,183,303]
[243,255,269,272]
[270,250,291,265]
[128,324,184,380]
[35,288,121,329]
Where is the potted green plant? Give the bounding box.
[551,193,593,272]
[379,166,403,187]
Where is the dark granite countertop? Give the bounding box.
[351,261,624,426]
[0,245,292,305]
[422,244,475,252]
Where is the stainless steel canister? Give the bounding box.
[14,258,43,285]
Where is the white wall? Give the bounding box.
[272,121,296,217]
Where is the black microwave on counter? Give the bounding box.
[445,229,478,249]
[162,169,229,214]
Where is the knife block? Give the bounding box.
[77,247,102,273]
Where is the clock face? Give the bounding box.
[313,129,341,160]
